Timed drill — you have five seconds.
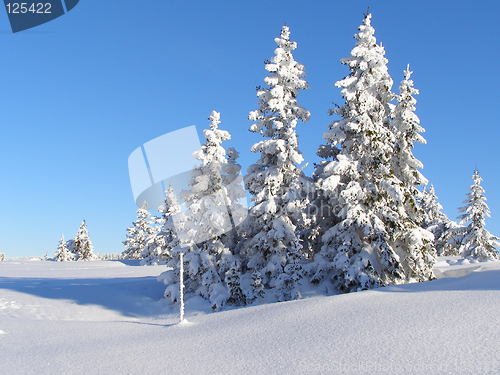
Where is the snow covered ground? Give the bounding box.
[0,258,498,374]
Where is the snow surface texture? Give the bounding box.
[1,259,499,375]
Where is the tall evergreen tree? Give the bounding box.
[392,65,428,222]
[73,221,96,261]
[243,25,311,301]
[163,111,244,309]
[312,13,407,292]
[141,186,181,265]
[391,66,435,281]
[122,205,155,260]
[54,234,73,262]
[456,170,499,261]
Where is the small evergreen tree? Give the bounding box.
[122,205,155,260]
[73,221,96,261]
[456,170,499,261]
[141,186,181,265]
[420,185,460,256]
[243,25,311,301]
[54,234,74,261]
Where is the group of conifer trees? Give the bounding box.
[122,13,498,309]
[54,221,96,261]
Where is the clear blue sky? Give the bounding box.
[0,0,498,257]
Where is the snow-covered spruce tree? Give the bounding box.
[420,185,460,256]
[73,220,96,261]
[54,234,74,261]
[312,13,409,292]
[162,111,244,310]
[456,170,499,261]
[390,66,435,281]
[122,205,155,260]
[243,25,311,302]
[141,186,180,265]
[392,65,428,222]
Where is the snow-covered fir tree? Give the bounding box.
[122,205,155,260]
[243,25,311,301]
[161,111,244,309]
[390,66,435,281]
[456,170,499,261]
[420,185,459,256]
[73,221,96,261]
[141,186,180,265]
[312,13,419,292]
[54,234,73,261]
[392,65,428,222]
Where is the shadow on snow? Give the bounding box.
[0,275,167,318]
[1,265,497,319]
[377,268,500,293]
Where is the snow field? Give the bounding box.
[0,259,499,374]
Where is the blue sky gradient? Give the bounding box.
[0,0,498,256]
